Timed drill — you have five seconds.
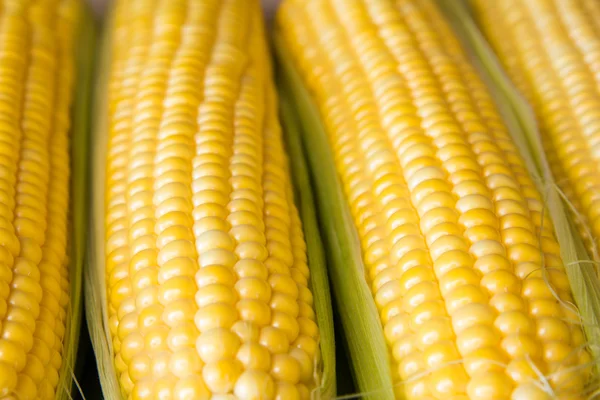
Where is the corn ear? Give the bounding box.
[436,0,600,371]
[0,1,94,398]
[274,0,597,398]
[467,0,600,263]
[86,1,334,399]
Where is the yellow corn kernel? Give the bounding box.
[277,0,590,398]
[470,0,600,260]
[103,0,320,397]
[0,0,80,398]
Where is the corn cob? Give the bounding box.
[276,0,592,398]
[0,0,91,399]
[98,0,326,398]
[468,0,600,262]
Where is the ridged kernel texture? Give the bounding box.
[278,0,591,399]
[471,0,600,261]
[0,0,78,399]
[104,0,320,398]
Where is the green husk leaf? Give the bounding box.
[280,95,336,400]
[85,4,122,398]
[274,32,396,400]
[436,0,600,370]
[56,4,97,400]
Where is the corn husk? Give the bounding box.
[56,4,97,400]
[436,0,600,375]
[274,33,396,400]
[84,3,121,397]
[85,4,336,399]
[280,96,336,399]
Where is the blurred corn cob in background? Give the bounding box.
[468,0,600,262]
[275,0,595,399]
[88,0,334,399]
[0,1,93,399]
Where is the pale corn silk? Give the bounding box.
[86,0,283,16]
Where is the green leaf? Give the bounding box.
[280,95,337,400]
[274,32,396,400]
[56,4,97,400]
[84,5,123,398]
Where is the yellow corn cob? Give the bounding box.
[103,0,320,398]
[469,0,600,261]
[0,0,82,399]
[277,0,591,398]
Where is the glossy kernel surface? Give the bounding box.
[104,0,320,398]
[472,0,600,261]
[278,0,590,398]
[0,0,78,398]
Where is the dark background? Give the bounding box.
[73,317,103,400]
